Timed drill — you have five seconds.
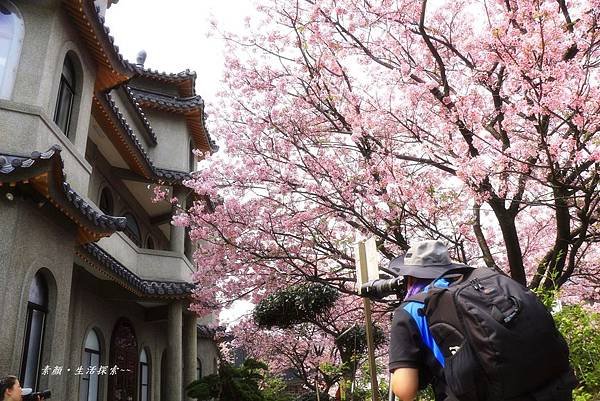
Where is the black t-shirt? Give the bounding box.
[388,304,450,401]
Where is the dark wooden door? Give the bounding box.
[108,318,138,401]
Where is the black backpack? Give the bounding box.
[408,267,577,401]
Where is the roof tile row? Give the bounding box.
[0,145,127,232]
[82,243,195,297]
[128,87,205,110]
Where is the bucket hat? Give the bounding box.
[389,240,469,279]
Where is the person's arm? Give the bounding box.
[390,368,419,401]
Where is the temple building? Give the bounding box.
[0,1,219,400]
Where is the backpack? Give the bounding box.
[408,266,576,401]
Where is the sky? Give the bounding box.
[105,0,255,104]
[105,0,256,325]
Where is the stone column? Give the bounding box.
[168,301,183,401]
[170,187,186,254]
[183,313,198,401]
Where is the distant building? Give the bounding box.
[0,1,219,400]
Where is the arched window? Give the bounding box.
[145,236,155,250]
[197,358,202,379]
[99,187,113,215]
[80,330,101,401]
[139,349,150,401]
[189,139,195,172]
[53,55,77,139]
[0,1,23,99]
[123,213,141,246]
[20,272,48,390]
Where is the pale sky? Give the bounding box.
[105,0,256,105]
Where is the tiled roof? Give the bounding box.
[122,86,158,146]
[130,64,197,97]
[129,88,204,110]
[128,87,218,153]
[197,325,218,339]
[0,145,127,240]
[98,92,190,184]
[155,168,191,183]
[62,0,135,89]
[104,91,156,168]
[80,243,195,298]
[132,66,197,82]
[62,181,127,231]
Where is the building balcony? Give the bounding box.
[97,230,195,283]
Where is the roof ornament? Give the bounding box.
[136,50,147,67]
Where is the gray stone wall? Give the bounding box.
[197,339,219,377]
[0,197,77,400]
[145,110,192,172]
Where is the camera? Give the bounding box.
[359,277,405,299]
[23,390,51,401]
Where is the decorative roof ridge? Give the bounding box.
[128,87,204,109]
[120,86,158,146]
[131,64,197,81]
[0,145,60,174]
[128,63,197,97]
[0,145,127,232]
[63,0,135,90]
[154,167,191,182]
[81,243,195,297]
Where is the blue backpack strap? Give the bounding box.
[403,279,450,367]
[402,301,446,367]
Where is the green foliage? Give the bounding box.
[335,324,386,358]
[253,283,339,328]
[415,386,436,401]
[262,374,295,401]
[294,392,331,401]
[186,358,269,401]
[346,362,389,401]
[554,304,600,399]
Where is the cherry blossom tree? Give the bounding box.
[179,0,600,385]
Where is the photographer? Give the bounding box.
[387,241,460,401]
[383,240,575,401]
[0,376,44,401]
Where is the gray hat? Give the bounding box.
[389,240,468,279]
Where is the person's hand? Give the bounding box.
[36,395,44,401]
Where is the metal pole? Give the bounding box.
[357,241,380,401]
[388,371,396,401]
[316,368,320,401]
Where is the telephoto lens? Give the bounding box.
[359,277,405,299]
[23,390,51,401]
